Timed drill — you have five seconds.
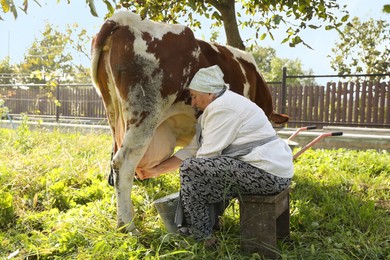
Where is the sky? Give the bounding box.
[0,0,389,78]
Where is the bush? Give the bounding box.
[0,190,15,229]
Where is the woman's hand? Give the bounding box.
[135,167,160,180]
[135,156,183,180]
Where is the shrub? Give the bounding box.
[0,190,15,229]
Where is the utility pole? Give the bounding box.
[7,31,10,65]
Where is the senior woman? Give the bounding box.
[136,65,294,245]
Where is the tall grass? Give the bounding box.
[0,125,389,259]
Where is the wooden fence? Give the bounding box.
[0,84,106,120]
[269,81,390,128]
[1,80,389,128]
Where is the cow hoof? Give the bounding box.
[117,222,140,235]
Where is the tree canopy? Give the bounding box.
[0,22,90,85]
[329,17,389,76]
[0,19,313,87]
[2,0,351,50]
[251,46,315,85]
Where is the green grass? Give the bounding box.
[0,124,389,259]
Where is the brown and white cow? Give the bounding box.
[91,10,288,233]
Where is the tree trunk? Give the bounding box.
[211,0,245,50]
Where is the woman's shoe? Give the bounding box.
[177,227,191,237]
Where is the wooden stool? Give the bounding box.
[239,187,291,258]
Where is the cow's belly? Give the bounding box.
[137,103,196,169]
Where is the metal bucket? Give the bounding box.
[153,192,179,233]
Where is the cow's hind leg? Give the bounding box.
[108,141,116,186]
[112,156,137,233]
[112,150,137,233]
[111,129,155,234]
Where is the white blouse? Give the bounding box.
[175,90,294,178]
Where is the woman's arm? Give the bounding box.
[136,156,183,180]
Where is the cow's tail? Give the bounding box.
[270,111,289,125]
[90,20,118,95]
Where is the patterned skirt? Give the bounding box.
[179,156,291,240]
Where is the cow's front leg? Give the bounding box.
[112,151,139,234]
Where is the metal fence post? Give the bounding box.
[281,67,287,114]
[56,83,60,122]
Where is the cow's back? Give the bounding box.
[195,40,288,124]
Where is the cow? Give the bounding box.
[90,10,288,233]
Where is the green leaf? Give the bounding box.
[22,0,28,13]
[211,11,221,20]
[259,33,267,40]
[383,4,390,13]
[310,244,316,254]
[10,1,17,19]
[86,0,98,17]
[103,0,114,14]
[2,0,10,13]
[325,25,334,30]
[341,14,349,22]
[293,36,302,44]
[308,24,320,29]
[269,31,274,41]
[281,37,289,44]
[273,14,282,25]
[188,0,196,10]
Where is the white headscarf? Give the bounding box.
[188,65,229,93]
